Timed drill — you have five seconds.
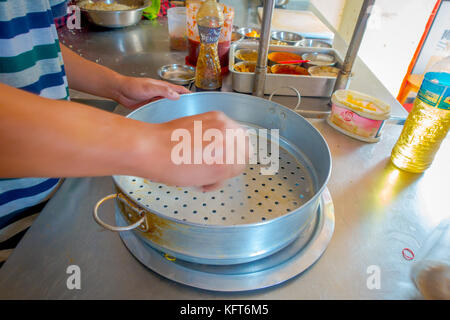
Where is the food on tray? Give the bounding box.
[78,1,138,11]
[234,62,271,73]
[245,30,260,38]
[235,49,258,62]
[271,64,308,76]
[270,40,288,46]
[268,52,302,64]
[308,66,340,77]
[303,52,336,66]
[234,62,255,73]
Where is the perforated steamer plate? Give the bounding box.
[116,129,316,226]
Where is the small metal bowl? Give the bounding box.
[157,64,195,85]
[77,0,149,28]
[233,61,256,73]
[267,51,303,66]
[235,49,258,63]
[237,27,261,39]
[271,64,309,76]
[302,52,336,69]
[271,31,304,46]
[299,39,332,48]
[231,32,244,43]
[308,66,340,77]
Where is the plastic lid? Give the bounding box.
[331,89,391,120]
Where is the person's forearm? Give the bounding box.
[0,83,157,178]
[60,44,123,100]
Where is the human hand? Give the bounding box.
[114,75,191,109]
[135,111,250,191]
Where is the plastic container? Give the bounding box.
[167,7,187,51]
[391,56,450,173]
[327,89,391,143]
[186,1,234,68]
[411,219,450,300]
[143,0,160,20]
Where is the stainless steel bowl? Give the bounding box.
[308,65,340,78]
[77,0,150,28]
[302,52,337,69]
[157,64,195,85]
[237,27,261,39]
[271,31,304,46]
[231,31,244,43]
[299,39,332,48]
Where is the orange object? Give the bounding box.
[271,64,308,75]
[268,52,302,64]
[397,74,425,108]
[397,0,441,110]
[245,30,260,38]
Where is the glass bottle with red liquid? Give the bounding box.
[186,0,234,73]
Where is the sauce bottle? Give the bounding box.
[194,0,223,91]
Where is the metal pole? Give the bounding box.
[253,0,276,97]
[333,0,375,91]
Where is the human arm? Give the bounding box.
[60,44,190,109]
[0,83,245,188]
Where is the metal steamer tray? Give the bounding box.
[229,41,343,97]
[94,92,332,266]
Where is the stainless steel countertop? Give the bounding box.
[60,0,407,119]
[0,1,447,299]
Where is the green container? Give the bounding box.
[143,0,161,20]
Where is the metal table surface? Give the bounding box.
[0,1,448,299]
[59,0,407,119]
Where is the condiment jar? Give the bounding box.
[327,89,391,143]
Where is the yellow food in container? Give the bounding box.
[235,49,258,62]
[327,89,391,143]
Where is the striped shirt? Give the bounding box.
[0,0,68,266]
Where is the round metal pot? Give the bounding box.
[94,92,331,265]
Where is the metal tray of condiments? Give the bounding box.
[229,41,343,97]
